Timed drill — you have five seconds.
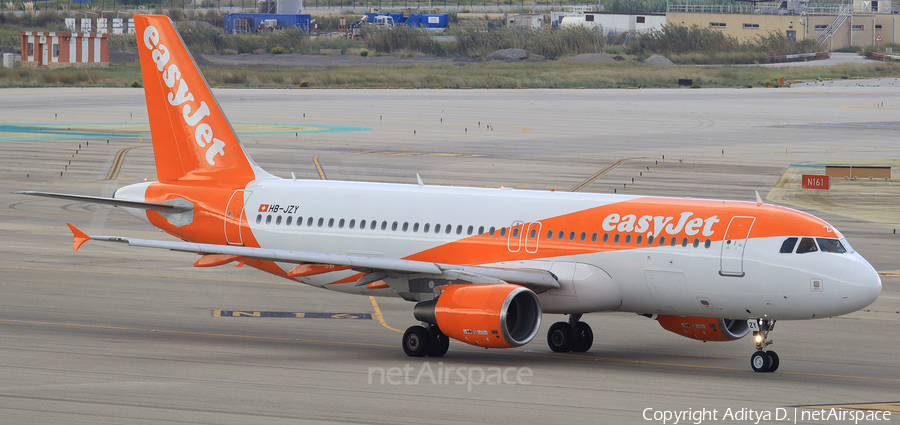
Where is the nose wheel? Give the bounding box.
[749,319,779,372]
[547,314,593,353]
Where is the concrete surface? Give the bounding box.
[1,85,899,424]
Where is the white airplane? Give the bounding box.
[18,15,881,373]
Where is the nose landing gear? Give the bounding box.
[547,313,593,353]
[749,319,779,372]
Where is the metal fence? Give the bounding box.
[3,0,604,13]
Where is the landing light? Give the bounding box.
[755,335,763,343]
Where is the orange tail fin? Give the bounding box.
[135,15,271,182]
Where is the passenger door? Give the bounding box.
[720,216,755,277]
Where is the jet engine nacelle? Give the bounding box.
[656,315,750,342]
[414,284,542,349]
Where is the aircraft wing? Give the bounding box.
[67,224,560,291]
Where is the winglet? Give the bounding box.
[67,223,91,251]
[755,191,763,207]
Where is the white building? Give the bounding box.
[558,12,666,37]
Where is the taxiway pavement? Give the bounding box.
[1,85,899,424]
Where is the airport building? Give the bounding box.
[667,0,898,50]
[19,31,110,68]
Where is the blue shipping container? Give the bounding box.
[224,13,311,34]
[406,14,449,29]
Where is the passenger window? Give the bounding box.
[704,239,711,248]
[307,217,314,226]
[636,235,643,245]
[558,231,564,240]
[489,226,495,236]
[360,219,367,229]
[402,222,409,232]
[328,218,334,228]
[591,233,597,242]
[512,228,519,238]
[500,228,507,237]
[349,219,355,229]
[370,220,377,230]
[817,238,847,253]
[424,223,430,233]
[614,234,620,243]
[681,238,688,247]
[286,216,292,226]
[446,225,452,234]
[338,218,345,228]
[693,238,700,248]
[297,216,303,226]
[266,215,272,225]
[780,237,798,253]
[530,228,536,239]
[435,224,441,233]
[568,231,575,241]
[467,225,473,235]
[391,222,398,231]
[625,234,632,244]
[603,233,609,243]
[381,221,388,231]
[276,216,282,225]
[659,236,666,246]
[580,232,586,242]
[317,218,324,227]
[647,235,654,245]
[797,237,818,254]
[413,223,419,232]
[546,230,553,240]
[670,238,677,247]
[478,226,484,235]
[456,225,462,235]
[256,214,261,224]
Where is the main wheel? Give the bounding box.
[766,351,779,372]
[571,322,593,353]
[403,325,432,357]
[750,351,771,372]
[428,331,450,357]
[547,322,574,352]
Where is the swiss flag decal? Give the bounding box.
[258,204,269,212]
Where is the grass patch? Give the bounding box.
[5,60,896,89]
[628,24,821,64]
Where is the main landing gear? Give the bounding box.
[402,323,450,357]
[547,313,593,353]
[750,319,779,373]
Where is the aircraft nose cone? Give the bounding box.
[839,261,882,311]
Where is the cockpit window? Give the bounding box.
[796,237,818,254]
[840,238,855,253]
[817,238,847,253]
[779,237,798,254]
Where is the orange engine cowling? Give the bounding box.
[656,315,750,342]
[413,284,542,349]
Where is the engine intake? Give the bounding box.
[656,315,750,342]
[414,284,542,348]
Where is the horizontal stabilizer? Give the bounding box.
[16,191,191,211]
